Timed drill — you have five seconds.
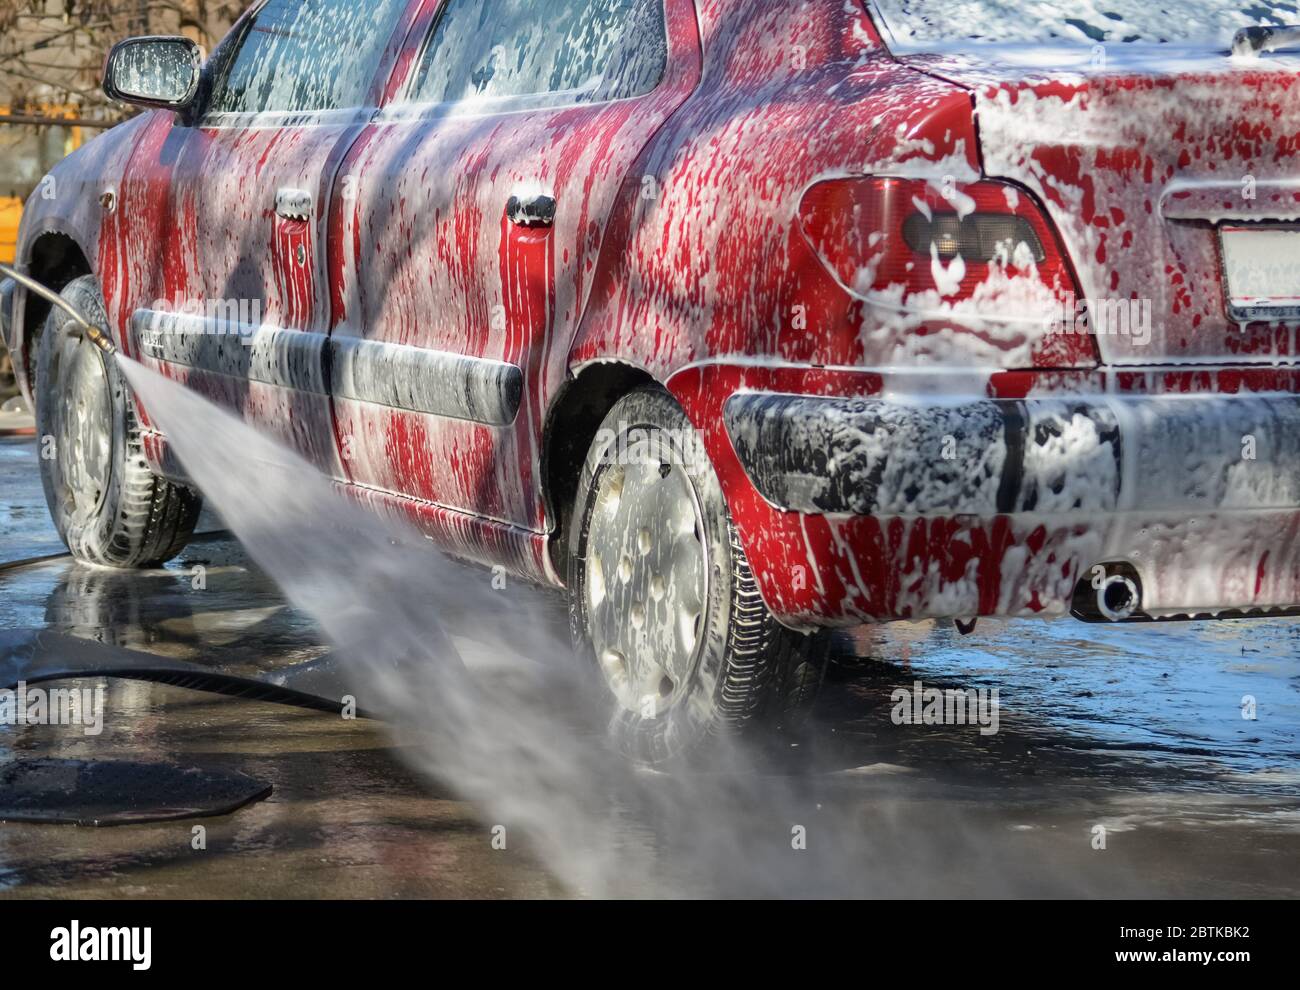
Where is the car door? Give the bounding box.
[125,0,415,476]
[328,0,700,531]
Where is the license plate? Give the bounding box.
[1220,226,1300,322]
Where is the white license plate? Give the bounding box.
[1220,226,1300,322]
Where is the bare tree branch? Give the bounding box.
[0,0,240,119]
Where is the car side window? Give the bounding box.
[207,0,408,114]
[406,0,667,106]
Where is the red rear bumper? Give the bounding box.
[668,363,1300,628]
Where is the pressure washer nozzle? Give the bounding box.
[82,323,117,356]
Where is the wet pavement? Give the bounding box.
[0,433,1298,898]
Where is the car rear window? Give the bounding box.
[869,0,1300,47]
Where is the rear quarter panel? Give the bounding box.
[569,0,982,378]
[566,0,992,623]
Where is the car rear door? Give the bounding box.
[328,0,700,532]
[126,0,415,476]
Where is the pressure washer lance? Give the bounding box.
[0,264,117,356]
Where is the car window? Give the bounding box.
[208,0,408,114]
[406,0,666,106]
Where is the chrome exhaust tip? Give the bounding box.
[1071,563,1144,623]
[1096,573,1140,622]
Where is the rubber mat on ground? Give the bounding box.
[0,758,271,825]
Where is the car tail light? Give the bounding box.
[900,212,1045,264]
[796,176,1090,366]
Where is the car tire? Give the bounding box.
[34,274,201,568]
[567,385,822,764]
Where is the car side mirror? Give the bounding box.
[103,36,202,111]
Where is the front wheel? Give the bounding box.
[567,386,822,764]
[34,274,201,568]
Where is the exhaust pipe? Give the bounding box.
[0,263,117,356]
[1071,563,1143,622]
[1096,573,1140,621]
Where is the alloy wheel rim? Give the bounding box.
[584,432,708,715]
[58,334,113,523]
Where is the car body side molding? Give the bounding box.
[131,309,522,426]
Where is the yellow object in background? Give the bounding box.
[0,197,21,265]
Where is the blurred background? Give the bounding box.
[0,1,241,411]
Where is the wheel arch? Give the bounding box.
[11,231,94,400]
[541,359,656,578]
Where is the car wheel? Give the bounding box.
[567,385,822,764]
[34,274,201,568]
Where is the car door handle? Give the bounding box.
[275,188,313,221]
[506,192,556,228]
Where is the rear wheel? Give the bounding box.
[34,274,201,568]
[567,386,822,764]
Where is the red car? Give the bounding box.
[4,0,1300,759]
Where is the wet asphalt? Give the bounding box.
[0,433,1297,898]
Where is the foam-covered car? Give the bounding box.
[4,0,1300,759]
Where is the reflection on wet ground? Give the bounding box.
[0,435,1297,897]
[0,437,66,563]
